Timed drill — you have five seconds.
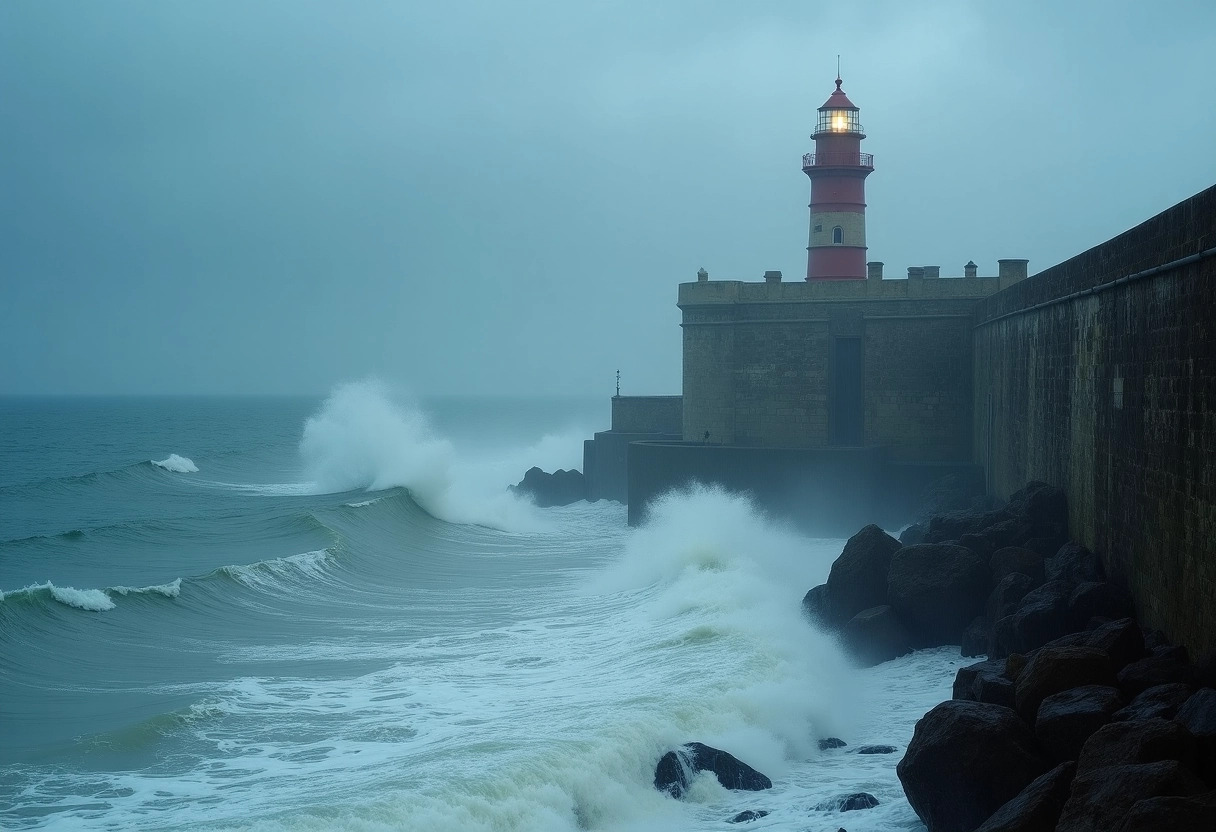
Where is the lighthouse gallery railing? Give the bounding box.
[802,152,874,169]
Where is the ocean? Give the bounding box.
[0,381,965,831]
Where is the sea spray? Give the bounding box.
[299,380,574,531]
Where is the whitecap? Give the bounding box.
[111,578,183,598]
[48,583,116,611]
[152,454,199,473]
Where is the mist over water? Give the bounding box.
[0,389,962,831]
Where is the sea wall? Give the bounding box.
[611,395,683,434]
[972,184,1216,654]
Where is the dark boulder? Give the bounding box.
[973,519,1033,553]
[1117,653,1195,697]
[1055,760,1206,832]
[887,544,991,647]
[1113,792,1216,832]
[841,605,912,667]
[802,584,833,630]
[826,525,902,626]
[972,672,1017,709]
[1113,683,1195,722]
[815,792,879,811]
[985,573,1036,628]
[999,580,1075,656]
[1175,688,1216,784]
[925,509,992,544]
[817,737,847,749]
[1042,617,1147,672]
[961,615,988,658]
[1022,534,1069,559]
[1076,718,1198,773]
[1014,646,1116,722]
[856,744,897,754]
[899,522,927,546]
[511,467,585,507]
[1008,482,1068,531]
[973,762,1075,832]
[1034,685,1124,762]
[1046,542,1104,584]
[1068,581,1133,628]
[729,809,769,823]
[653,742,772,799]
[954,658,1007,700]
[990,547,1045,586]
[897,700,1049,832]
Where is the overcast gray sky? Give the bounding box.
[2,1,1214,397]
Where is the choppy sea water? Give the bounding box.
[0,382,962,831]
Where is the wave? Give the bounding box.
[296,379,570,533]
[152,454,199,473]
[215,549,333,590]
[0,578,183,612]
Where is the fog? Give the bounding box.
[2,0,1214,396]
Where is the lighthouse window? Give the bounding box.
[832,226,843,244]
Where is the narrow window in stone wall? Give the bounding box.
[832,226,843,244]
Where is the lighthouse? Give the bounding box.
[803,77,874,281]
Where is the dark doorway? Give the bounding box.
[832,337,864,445]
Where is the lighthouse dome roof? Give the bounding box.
[818,78,858,110]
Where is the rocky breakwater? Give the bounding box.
[510,466,586,507]
[804,480,1216,831]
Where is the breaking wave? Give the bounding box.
[152,454,199,473]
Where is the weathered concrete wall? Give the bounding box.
[973,185,1216,654]
[680,275,1005,459]
[584,429,680,503]
[610,396,682,434]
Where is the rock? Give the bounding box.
[1055,760,1206,832]
[729,809,769,823]
[802,584,833,630]
[1076,718,1198,773]
[1047,541,1104,584]
[826,525,903,626]
[1113,791,1216,832]
[899,522,927,546]
[1034,685,1124,762]
[1068,582,1133,628]
[973,762,1075,832]
[961,615,988,658]
[954,658,1007,700]
[1022,535,1068,559]
[841,605,912,667]
[1042,617,1147,672]
[925,508,995,544]
[653,742,772,799]
[973,673,1017,709]
[990,547,1045,585]
[1113,683,1195,722]
[999,580,1075,655]
[974,519,1034,553]
[1014,646,1116,722]
[897,700,1049,832]
[818,737,847,749]
[986,573,1035,628]
[1117,653,1195,697]
[856,744,896,754]
[1005,653,1029,683]
[1175,688,1216,784]
[815,793,879,812]
[510,466,585,507]
[887,544,991,647]
[1009,482,1068,531]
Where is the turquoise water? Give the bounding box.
[0,383,957,831]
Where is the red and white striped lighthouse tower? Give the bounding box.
[802,76,874,281]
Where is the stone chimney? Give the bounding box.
[867,261,884,280]
[907,266,925,280]
[998,259,1030,283]
[697,267,709,282]
[923,266,940,279]
[964,260,978,279]
[763,270,782,283]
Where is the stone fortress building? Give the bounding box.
[582,76,1215,655]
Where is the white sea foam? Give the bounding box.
[111,578,183,598]
[298,379,562,532]
[0,581,118,611]
[152,454,199,473]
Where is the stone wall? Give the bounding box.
[973,184,1216,654]
[680,275,1006,459]
[610,395,682,434]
